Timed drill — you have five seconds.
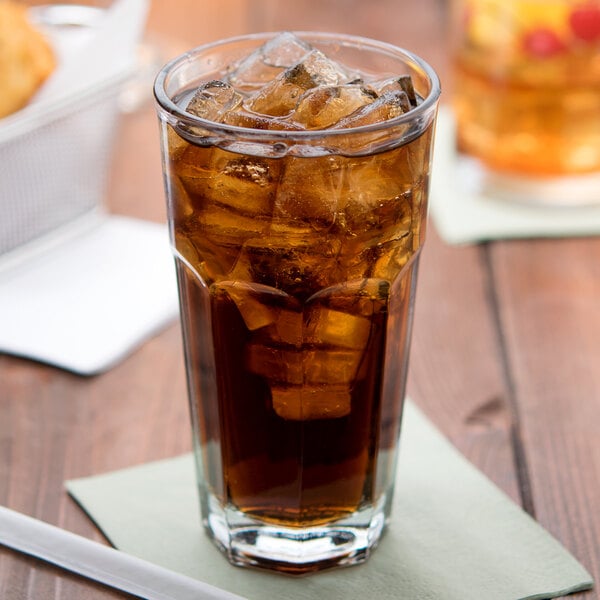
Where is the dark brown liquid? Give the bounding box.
[167,123,430,527]
[178,262,411,526]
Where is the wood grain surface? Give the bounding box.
[1,1,598,598]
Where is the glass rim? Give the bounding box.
[153,31,441,142]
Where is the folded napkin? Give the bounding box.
[429,107,600,245]
[67,400,593,600]
[0,214,179,375]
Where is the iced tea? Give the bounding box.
[155,32,439,573]
[452,0,600,175]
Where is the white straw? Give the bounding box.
[0,505,246,600]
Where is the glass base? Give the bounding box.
[203,492,388,574]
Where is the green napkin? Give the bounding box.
[429,107,600,245]
[67,401,593,600]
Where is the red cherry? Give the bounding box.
[570,4,600,42]
[522,28,566,58]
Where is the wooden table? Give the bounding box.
[2,1,598,598]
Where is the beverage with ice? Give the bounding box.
[452,0,600,177]
[155,32,439,573]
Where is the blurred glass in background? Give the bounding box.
[450,0,600,204]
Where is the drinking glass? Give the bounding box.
[451,0,600,204]
[154,31,440,573]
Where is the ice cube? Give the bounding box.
[246,339,362,390]
[174,231,201,267]
[338,181,413,242]
[291,84,377,129]
[261,307,303,346]
[179,150,280,217]
[274,155,344,228]
[180,220,243,282]
[245,343,304,384]
[396,75,418,108]
[327,240,373,282]
[249,50,351,117]
[271,385,351,420]
[298,50,354,86]
[248,345,363,383]
[240,235,342,299]
[260,32,312,67]
[168,172,195,222]
[332,90,410,129]
[222,109,304,131]
[389,125,434,194]
[172,147,213,203]
[170,136,220,207]
[304,348,363,385]
[309,279,390,318]
[186,80,243,122]
[371,236,414,279]
[370,75,418,108]
[199,205,270,242]
[214,281,291,331]
[173,139,282,220]
[228,32,312,89]
[304,305,372,349]
[218,156,277,210]
[189,204,271,280]
[332,148,415,248]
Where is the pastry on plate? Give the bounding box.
[0,0,56,118]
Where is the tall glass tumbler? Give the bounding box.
[154,32,440,574]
